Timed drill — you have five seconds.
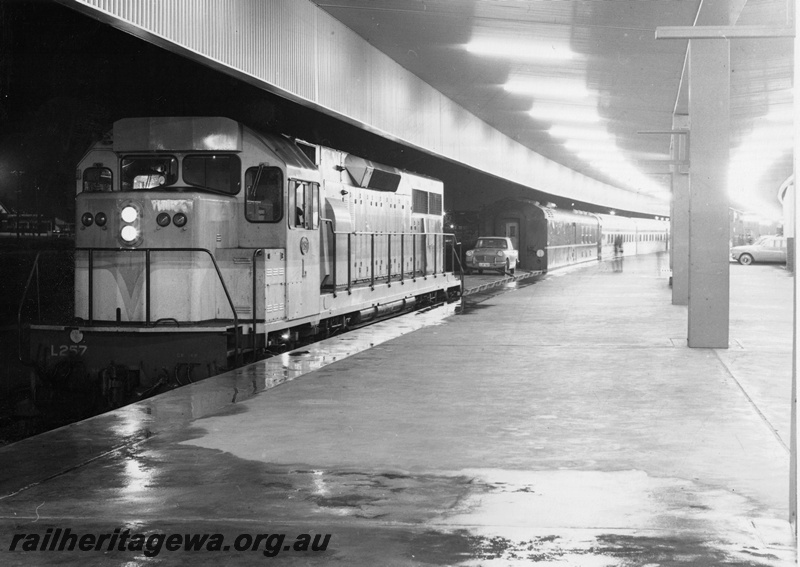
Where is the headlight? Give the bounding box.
[95,212,107,227]
[121,206,138,223]
[118,202,142,246]
[173,213,188,227]
[466,250,474,257]
[120,225,139,242]
[496,250,504,257]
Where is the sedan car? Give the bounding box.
[730,235,787,265]
[465,236,519,274]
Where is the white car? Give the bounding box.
[465,236,519,274]
[730,236,787,265]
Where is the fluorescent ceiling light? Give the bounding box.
[766,108,794,122]
[581,153,627,163]
[747,125,793,140]
[563,140,616,152]
[466,38,575,61]
[504,79,591,99]
[549,125,612,141]
[529,104,600,123]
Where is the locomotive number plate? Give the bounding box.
[49,345,88,357]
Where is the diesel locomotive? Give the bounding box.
[23,116,461,405]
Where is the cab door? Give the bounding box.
[285,179,320,320]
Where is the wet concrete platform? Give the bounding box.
[0,252,794,565]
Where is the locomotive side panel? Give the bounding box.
[315,146,444,287]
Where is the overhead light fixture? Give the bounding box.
[503,79,591,99]
[766,109,794,122]
[549,125,612,141]
[466,38,575,61]
[529,104,600,123]
[746,125,793,141]
[563,140,616,152]
[581,153,627,164]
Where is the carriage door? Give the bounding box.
[285,179,320,320]
[504,220,519,250]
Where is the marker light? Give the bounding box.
[156,212,171,227]
[120,225,139,242]
[121,206,138,223]
[95,212,107,227]
[173,213,187,228]
[81,212,94,227]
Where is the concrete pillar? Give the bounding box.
[781,177,794,273]
[790,0,799,533]
[671,115,690,306]
[687,40,730,348]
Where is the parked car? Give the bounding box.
[465,236,519,274]
[730,235,787,265]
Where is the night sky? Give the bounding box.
[0,0,626,223]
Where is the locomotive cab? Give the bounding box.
[75,118,243,323]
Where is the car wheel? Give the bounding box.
[738,254,754,266]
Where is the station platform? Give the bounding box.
[0,252,794,566]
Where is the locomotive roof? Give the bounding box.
[113,117,243,152]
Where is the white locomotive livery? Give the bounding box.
[26,117,461,404]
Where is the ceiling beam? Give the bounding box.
[668,0,749,116]
[656,25,794,39]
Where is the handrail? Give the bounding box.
[17,251,43,364]
[74,247,242,366]
[318,224,460,291]
[18,231,463,366]
[251,248,263,358]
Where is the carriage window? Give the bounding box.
[82,167,113,192]
[290,180,319,229]
[183,154,241,195]
[245,166,283,223]
[121,156,178,190]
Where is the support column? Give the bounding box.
[687,40,730,348]
[671,114,690,306]
[792,174,798,533]
[782,177,794,273]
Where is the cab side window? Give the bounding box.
[289,180,319,230]
[82,167,113,193]
[245,166,283,223]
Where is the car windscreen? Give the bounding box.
[476,238,508,249]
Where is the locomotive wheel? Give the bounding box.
[738,254,754,266]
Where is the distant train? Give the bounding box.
[480,199,669,272]
[23,116,461,406]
